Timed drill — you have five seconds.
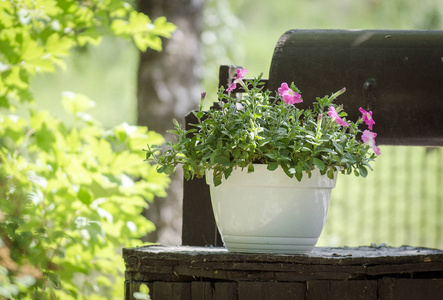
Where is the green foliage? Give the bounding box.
[1,98,169,299]
[147,74,377,186]
[0,0,176,109]
[0,0,174,298]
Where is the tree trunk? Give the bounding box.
[137,0,204,245]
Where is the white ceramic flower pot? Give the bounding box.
[205,164,337,254]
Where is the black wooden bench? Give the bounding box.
[124,29,443,300]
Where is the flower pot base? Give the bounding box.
[206,166,337,255]
[223,235,318,254]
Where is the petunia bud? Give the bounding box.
[199,92,206,111]
[330,87,346,101]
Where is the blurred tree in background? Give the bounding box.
[0,0,174,298]
[135,0,242,245]
[136,0,204,245]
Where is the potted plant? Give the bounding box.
[146,68,379,254]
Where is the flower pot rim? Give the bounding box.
[205,164,337,189]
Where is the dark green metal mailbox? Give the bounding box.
[269,29,443,146]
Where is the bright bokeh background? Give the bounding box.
[30,0,443,249]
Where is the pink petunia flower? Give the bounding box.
[236,68,248,79]
[359,107,375,130]
[226,68,248,92]
[362,130,380,156]
[278,83,302,105]
[327,106,349,127]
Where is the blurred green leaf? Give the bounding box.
[359,165,368,178]
[61,92,96,115]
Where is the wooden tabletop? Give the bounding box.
[124,245,443,281]
[124,245,443,300]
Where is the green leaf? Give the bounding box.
[333,142,343,154]
[165,165,175,175]
[312,158,325,170]
[78,187,92,205]
[134,34,162,52]
[295,165,303,174]
[233,149,241,158]
[139,284,150,295]
[46,33,75,57]
[21,38,44,61]
[34,123,56,152]
[265,153,277,160]
[214,155,231,166]
[359,165,368,178]
[193,111,204,119]
[223,167,233,179]
[87,222,104,242]
[5,67,29,89]
[295,171,303,182]
[157,165,167,173]
[363,161,374,171]
[153,16,177,38]
[214,173,222,186]
[315,148,336,155]
[267,162,278,171]
[61,91,96,115]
